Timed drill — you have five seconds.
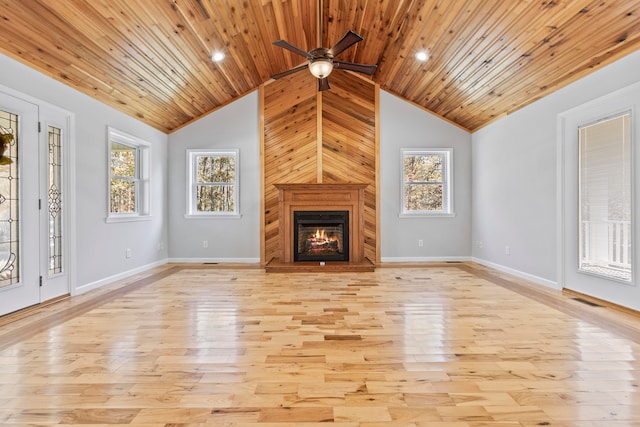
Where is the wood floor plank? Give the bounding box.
[0,262,640,425]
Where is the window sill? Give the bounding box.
[399,212,456,218]
[184,213,242,220]
[106,214,152,223]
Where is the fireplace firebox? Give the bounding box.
[293,211,349,262]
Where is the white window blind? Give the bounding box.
[578,112,632,282]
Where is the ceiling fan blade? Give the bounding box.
[333,61,378,76]
[318,77,330,91]
[272,39,310,58]
[328,30,363,57]
[270,63,309,80]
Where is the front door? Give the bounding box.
[560,83,640,311]
[0,92,40,315]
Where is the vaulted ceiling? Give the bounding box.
[1,0,639,133]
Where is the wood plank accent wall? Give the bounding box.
[262,72,319,263]
[321,72,377,263]
[261,71,378,265]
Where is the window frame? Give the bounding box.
[106,127,151,223]
[400,148,454,218]
[185,148,240,219]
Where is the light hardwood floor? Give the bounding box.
[1,262,640,426]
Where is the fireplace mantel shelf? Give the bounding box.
[274,183,369,191]
[266,183,374,273]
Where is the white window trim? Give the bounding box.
[106,127,151,223]
[185,148,241,219]
[399,148,455,218]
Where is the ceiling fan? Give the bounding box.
[270,0,378,91]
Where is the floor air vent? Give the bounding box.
[571,297,603,307]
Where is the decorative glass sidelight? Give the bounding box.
[0,110,19,287]
[48,125,62,275]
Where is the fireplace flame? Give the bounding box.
[307,229,340,252]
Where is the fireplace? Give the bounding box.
[268,183,373,272]
[294,211,349,262]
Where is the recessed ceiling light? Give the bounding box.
[415,51,429,62]
[211,51,225,62]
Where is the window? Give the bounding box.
[48,125,63,275]
[107,127,150,222]
[186,149,239,218]
[401,148,453,216]
[579,112,632,282]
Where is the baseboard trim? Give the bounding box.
[380,256,472,263]
[73,259,169,296]
[168,257,261,264]
[471,257,559,289]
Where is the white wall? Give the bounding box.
[472,50,640,287]
[168,89,474,263]
[0,53,169,293]
[380,91,472,261]
[167,92,261,262]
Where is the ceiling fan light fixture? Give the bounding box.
[308,58,333,79]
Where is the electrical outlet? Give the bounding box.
[418,239,423,247]
[126,248,131,258]
[478,240,483,249]
[505,245,510,255]
[203,240,208,248]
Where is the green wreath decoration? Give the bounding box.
[0,130,14,165]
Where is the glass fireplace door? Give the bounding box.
[294,211,349,262]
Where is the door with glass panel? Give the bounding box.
[0,93,40,316]
[0,93,69,316]
[578,114,632,281]
[562,102,639,309]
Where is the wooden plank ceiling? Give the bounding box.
[1,0,639,133]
